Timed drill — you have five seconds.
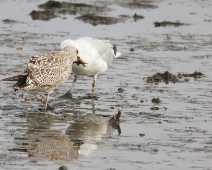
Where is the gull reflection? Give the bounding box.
[26,113,78,162]
[65,114,114,156]
[10,110,121,162]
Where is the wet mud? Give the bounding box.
[0,0,212,170]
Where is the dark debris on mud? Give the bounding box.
[181,71,204,78]
[76,15,122,26]
[133,13,144,21]
[30,0,124,25]
[154,21,189,27]
[30,10,57,21]
[146,71,204,84]
[59,93,99,101]
[120,1,158,9]
[146,71,179,84]
[151,97,161,104]
[39,1,98,10]
[59,166,68,170]
[118,87,124,93]
[30,0,106,21]
[2,19,24,24]
[29,1,146,25]
[109,109,121,135]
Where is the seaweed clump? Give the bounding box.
[146,71,204,84]
[146,71,179,84]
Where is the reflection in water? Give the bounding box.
[65,116,114,156]
[28,133,78,162]
[9,111,121,162]
[26,113,78,162]
[92,99,96,114]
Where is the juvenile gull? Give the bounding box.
[2,46,86,111]
[60,37,121,97]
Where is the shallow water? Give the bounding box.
[0,0,212,169]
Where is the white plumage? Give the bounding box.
[60,37,121,96]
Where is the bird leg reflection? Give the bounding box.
[91,98,96,114]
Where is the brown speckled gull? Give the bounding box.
[2,46,85,111]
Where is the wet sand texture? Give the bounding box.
[0,0,212,169]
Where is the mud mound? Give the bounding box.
[146,71,179,84]
[146,71,203,84]
[76,15,122,26]
[30,0,124,25]
[120,1,158,9]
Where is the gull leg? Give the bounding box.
[44,94,50,111]
[92,75,97,97]
[41,93,46,101]
[64,75,77,98]
[68,74,78,93]
[41,93,49,111]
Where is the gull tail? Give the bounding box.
[2,74,28,90]
[112,44,121,58]
[2,75,23,81]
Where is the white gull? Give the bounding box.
[60,37,121,97]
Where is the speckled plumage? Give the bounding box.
[2,46,78,110]
[19,46,77,93]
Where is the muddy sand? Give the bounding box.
[0,0,212,170]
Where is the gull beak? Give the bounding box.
[73,56,88,67]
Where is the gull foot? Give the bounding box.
[60,91,73,99]
[24,98,34,101]
[38,105,54,112]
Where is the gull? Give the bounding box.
[60,37,121,97]
[2,46,86,111]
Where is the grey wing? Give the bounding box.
[78,37,115,66]
[95,39,115,67]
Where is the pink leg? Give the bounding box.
[68,75,78,94]
[41,93,46,101]
[92,75,97,96]
[44,96,49,111]
[41,93,49,111]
